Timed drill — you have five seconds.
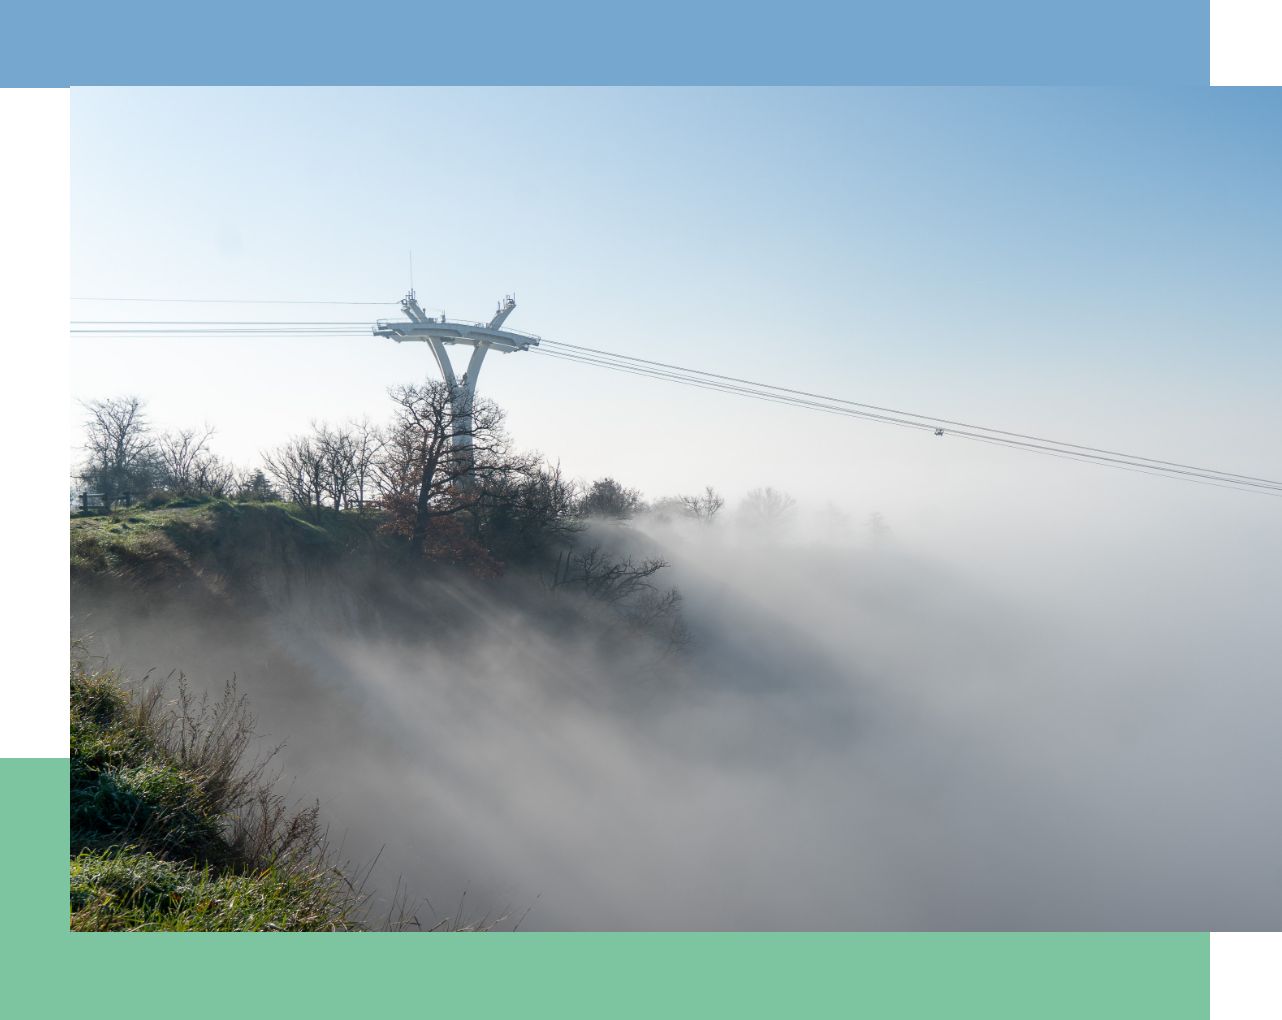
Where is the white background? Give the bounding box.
[0,88,68,758]
[1212,1,1282,85]
[1213,933,1282,1018]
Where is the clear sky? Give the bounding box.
[70,87,1282,553]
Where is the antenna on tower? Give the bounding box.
[408,250,415,297]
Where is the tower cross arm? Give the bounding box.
[372,318,539,353]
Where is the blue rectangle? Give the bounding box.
[4,1,1206,86]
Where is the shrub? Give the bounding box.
[69,661,363,931]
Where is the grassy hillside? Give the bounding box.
[70,661,363,932]
[70,499,381,583]
[68,498,680,931]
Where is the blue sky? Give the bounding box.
[70,87,1282,547]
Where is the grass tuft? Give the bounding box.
[70,659,364,932]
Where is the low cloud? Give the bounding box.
[74,504,1282,930]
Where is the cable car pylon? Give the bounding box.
[372,290,540,468]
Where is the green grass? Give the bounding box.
[70,849,355,932]
[70,662,363,932]
[70,500,384,581]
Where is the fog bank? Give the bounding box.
[73,505,1282,930]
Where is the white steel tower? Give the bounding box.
[373,290,539,460]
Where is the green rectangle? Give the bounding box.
[6,757,1208,1018]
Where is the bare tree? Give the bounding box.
[680,485,724,523]
[548,545,669,604]
[155,426,216,491]
[349,417,383,509]
[547,545,686,648]
[79,396,158,503]
[375,380,516,556]
[738,486,797,530]
[190,451,237,498]
[314,422,358,511]
[263,420,382,513]
[262,435,328,514]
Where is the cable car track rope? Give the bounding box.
[70,315,1282,497]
